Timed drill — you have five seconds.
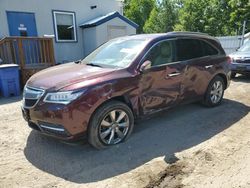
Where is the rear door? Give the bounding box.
[176,38,220,102]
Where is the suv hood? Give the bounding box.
[230,51,250,59]
[27,63,116,90]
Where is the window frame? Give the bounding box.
[200,40,220,56]
[139,38,179,70]
[147,40,176,68]
[175,37,220,62]
[139,37,221,71]
[52,10,77,43]
[175,38,205,61]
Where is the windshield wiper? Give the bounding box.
[86,63,102,68]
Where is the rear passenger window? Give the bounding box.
[201,41,219,56]
[176,39,203,61]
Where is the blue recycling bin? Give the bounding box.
[0,64,20,97]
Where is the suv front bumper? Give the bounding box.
[231,63,250,73]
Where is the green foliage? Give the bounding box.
[144,0,179,33]
[174,0,250,36]
[124,0,156,33]
[124,0,250,36]
[143,7,161,33]
[175,0,233,36]
[229,0,250,32]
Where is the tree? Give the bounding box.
[125,0,250,36]
[143,7,161,33]
[124,0,156,33]
[144,0,179,33]
[174,0,249,36]
[229,0,250,34]
[174,0,214,34]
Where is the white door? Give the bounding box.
[107,25,127,40]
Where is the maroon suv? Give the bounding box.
[22,32,231,149]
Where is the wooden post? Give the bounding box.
[48,39,55,65]
[17,38,25,69]
[10,40,17,64]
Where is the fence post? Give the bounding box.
[17,38,25,68]
[48,39,55,65]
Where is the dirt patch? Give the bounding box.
[145,162,189,188]
[0,76,250,188]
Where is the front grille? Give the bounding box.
[235,59,250,64]
[23,86,45,108]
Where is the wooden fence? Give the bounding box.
[0,37,55,85]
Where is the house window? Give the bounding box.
[52,11,77,42]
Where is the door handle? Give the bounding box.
[167,72,181,77]
[205,65,213,69]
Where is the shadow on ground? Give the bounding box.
[0,95,22,106]
[24,99,250,183]
[232,74,250,83]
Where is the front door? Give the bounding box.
[139,39,186,114]
[7,11,38,37]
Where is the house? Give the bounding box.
[0,0,138,64]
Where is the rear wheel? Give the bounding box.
[88,101,134,149]
[203,76,225,107]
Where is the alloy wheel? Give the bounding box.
[210,80,223,104]
[99,109,130,145]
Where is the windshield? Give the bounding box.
[82,38,148,68]
[238,40,250,52]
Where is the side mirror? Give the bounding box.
[140,60,152,72]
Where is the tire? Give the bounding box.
[88,100,134,149]
[231,72,236,79]
[203,76,225,107]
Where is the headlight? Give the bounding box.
[43,90,85,104]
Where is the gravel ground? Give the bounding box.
[0,75,249,188]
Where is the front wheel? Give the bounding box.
[203,76,225,107]
[88,101,134,149]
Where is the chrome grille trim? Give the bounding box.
[23,86,45,109]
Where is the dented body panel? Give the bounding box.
[22,33,230,140]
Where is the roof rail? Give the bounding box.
[168,31,210,36]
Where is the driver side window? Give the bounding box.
[145,40,175,67]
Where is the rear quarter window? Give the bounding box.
[175,39,204,61]
[201,40,219,56]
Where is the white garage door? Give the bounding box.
[107,25,127,40]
